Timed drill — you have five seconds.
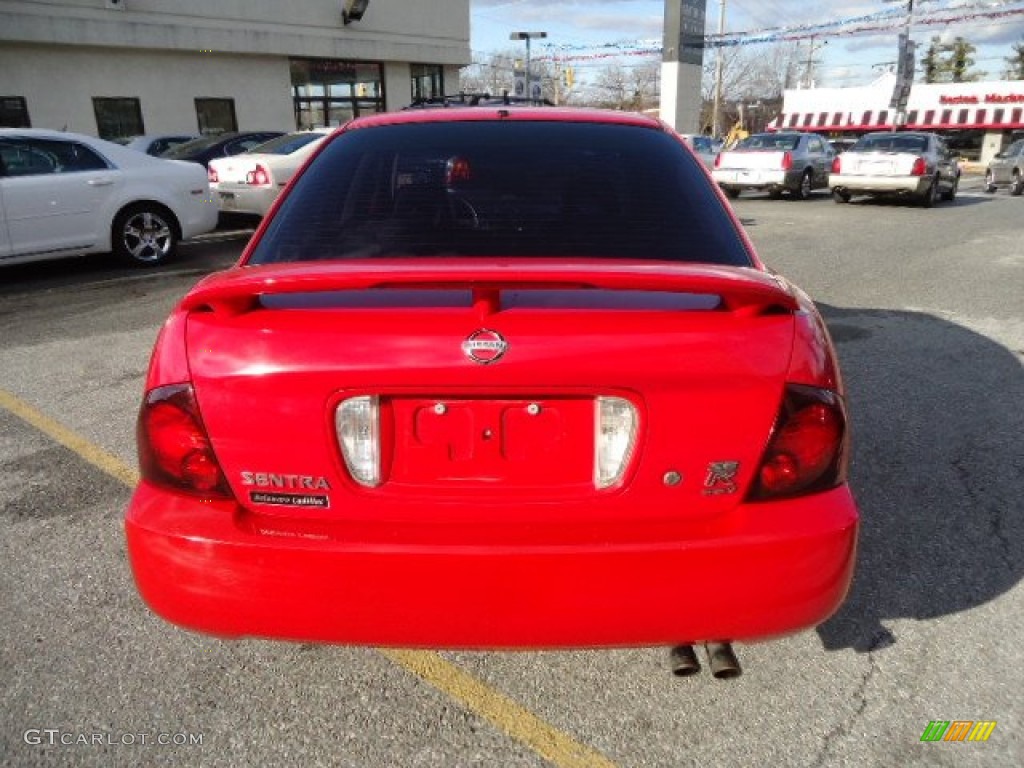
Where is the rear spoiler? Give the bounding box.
[181,260,799,317]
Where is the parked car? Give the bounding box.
[125,107,858,662]
[828,138,858,155]
[829,131,959,207]
[678,133,718,169]
[0,128,217,267]
[114,133,199,157]
[712,131,833,199]
[983,138,1024,195]
[208,129,332,217]
[160,131,285,168]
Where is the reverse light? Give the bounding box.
[748,384,847,501]
[336,396,381,487]
[911,157,927,176]
[207,166,219,184]
[781,151,793,170]
[246,164,271,186]
[138,383,230,497]
[831,156,842,174]
[594,396,638,489]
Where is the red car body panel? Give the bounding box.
[125,108,858,648]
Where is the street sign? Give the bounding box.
[890,33,916,110]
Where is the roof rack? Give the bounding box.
[404,92,555,110]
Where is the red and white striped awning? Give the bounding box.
[766,105,1024,132]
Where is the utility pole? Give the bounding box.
[712,0,726,137]
[803,35,826,88]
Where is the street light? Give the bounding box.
[510,31,547,101]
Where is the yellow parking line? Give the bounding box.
[0,388,618,768]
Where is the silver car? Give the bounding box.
[829,131,959,208]
[984,138,1024,195]
[678,133,718,169]
[712,132,833,200]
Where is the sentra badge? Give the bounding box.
[462,329,508,364]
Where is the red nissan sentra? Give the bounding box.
[125,107,858,670]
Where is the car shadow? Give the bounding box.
[814,304,1023,653]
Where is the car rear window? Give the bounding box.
[736,134,800,151]
[248,132,325,155]
[161,133,233,158]
[853,135,927,153]
[248,120,752,267]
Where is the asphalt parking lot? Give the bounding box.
[1,179,1021,767]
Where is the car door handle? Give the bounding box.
[87,179,114,187]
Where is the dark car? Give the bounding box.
[160,131,284,168]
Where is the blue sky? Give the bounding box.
[470,0,1024,86]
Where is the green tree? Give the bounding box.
[1005,38,1024,80]
[920,36,945,83]
[944,37,985,83]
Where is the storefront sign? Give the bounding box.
[940,93,1024,105]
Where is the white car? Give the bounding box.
[678,134,718,169]
[208,129,332,217]
[114,133,200,157]
[0,128,218,267]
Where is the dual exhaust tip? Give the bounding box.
[670,643,741,679]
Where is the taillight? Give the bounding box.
[246,164,271,186]
[781,151,793,170]
[748,384,847,501]
[138,383,231,497]
[336,396,381,487]
[207,166,218,184]
[714,153,722,168]
[911,157,927,176]
[831,156,841,174]
[595,396,638,489]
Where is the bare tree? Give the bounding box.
[584,61,661,111]
[460,49,558,101]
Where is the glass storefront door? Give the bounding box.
[291,59,384,129]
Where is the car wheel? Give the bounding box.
[832,189,851,204]
[113,204,179,265]
[768,189,783,200]
[942,175,959,202]
[984,170,997,193]
[1011,171,1024,197]
[724,188,740,199]
[920,178,938,208]
[791,171,812,200]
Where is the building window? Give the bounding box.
[976,109,986,125]
[940,109,951,124]
[924,109,935,125]
[877,110,889,125]
[411,64,444,102]
[907,110,918,125]
[93,97,143,140]
[290,58,384,129]
[993,108,1004,124]
[195,98,238,135]
[1012,108,1022,125]
[957,109,969,124]
[0,96,31,128]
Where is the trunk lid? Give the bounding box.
[840,150,920,176]
[184,260,797,523]
[716,150,789,171]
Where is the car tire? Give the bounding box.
[942,175,959,202]
[984,170,997,193]
[724,188,741,199]
[768,189,783,200]
[832,189,851,204]
[791,171,812,200]
[112,204,179,266]
[1011,171,1024,197]
[920,178,938,208]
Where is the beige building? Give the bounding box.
[0,0,470,138]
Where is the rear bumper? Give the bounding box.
[829,174,927,196]
[215,185,278,217]
[125,482,858,648]
[712,168,794,190]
